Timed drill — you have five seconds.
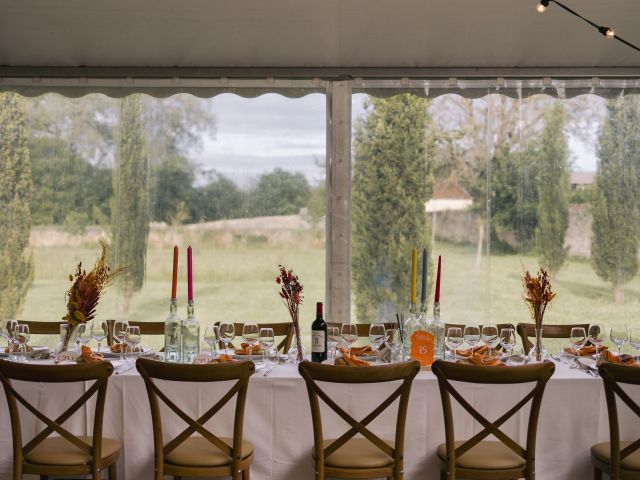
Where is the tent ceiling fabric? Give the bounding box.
[1,0,639,70]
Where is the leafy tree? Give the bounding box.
[112,95,150,312]
[591,96,640,302]
[151,154,196,224]
[0,93,34,318]
[247,169,310,217]
[193,174,244,221]
[536,103,570,273]
[352,94,434,321]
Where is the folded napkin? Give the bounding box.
[564,345,607,357]
[468,352,504,366]
[208,354,239,364]
[349,345,373,356]
[110,343,142,354]
[78,345,105,363]
[234,343,263,355]
[457,345,487,358]
[335,347,370,366]
[601,350,638,366]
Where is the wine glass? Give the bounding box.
[3,320,19,361]
[327,327,340,360]
[204,325,220,357]
[507,346,526,366]
[384,328,402,363]
[588,323,606,361]
[445,327,463,360]
[570,327,587,360]
[629,328,640,363]
[242,323,259,355]
[125,326,141,364]
[341,324,358,356]
[610,325,629,358]
[500,328,516,360]
[368,324,385,352]
[113,320,129,361]
[15,324,30,363]
[91,320,108,354]
[481,324,500,357]
[259,328,275,366]
[77,323,93,347]
[219,322,235,355]
[463,324,481,352]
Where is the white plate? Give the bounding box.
[0,345,48,358]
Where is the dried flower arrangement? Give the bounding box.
[276,265,304,362]
[523,268,556,362]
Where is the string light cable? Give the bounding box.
[536,0,640,53]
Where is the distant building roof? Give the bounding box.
[426,180,473,213]
[570,171,596,186]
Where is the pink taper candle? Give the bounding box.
[434,255,442,303]
[187,246,193,301]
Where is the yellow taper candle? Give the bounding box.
[411,248,417,305]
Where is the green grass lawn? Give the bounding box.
[20,240,640,354]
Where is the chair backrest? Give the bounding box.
[445,323,516,336]
[598,362,640,477]
[298,360,420,470]
[106,319,165,346]
[431,360,554,479]
[214,321,294,353]
[136,358,255,474]
[516,322,590,354]
[13,320,66,335]
[327,322,399,338]
[0,360,113,470]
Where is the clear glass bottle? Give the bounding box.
[402,304,423,360]
[181,300,200,363]
[164,298,182,363]
[432,302,445,360]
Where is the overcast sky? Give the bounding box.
[192,93,597,188]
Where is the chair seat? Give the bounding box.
[25,436,120,466]
[437,441,525,470]
[165,436,253,467]
[592,442,640,471]
[315,437,394,469]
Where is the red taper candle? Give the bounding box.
[434,255,442,303]
[187,246,193,301]
[171,246,178,299]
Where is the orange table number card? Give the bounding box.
[410,330,435,367]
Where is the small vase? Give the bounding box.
[288,344,307,364]
[529,327,547,363]
[59,323,78,353]
[291,306,304,363]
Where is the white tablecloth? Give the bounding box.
[0,360,637,480]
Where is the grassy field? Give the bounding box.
[20,239,640,354]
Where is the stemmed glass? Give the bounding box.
[341,324,358,356]
[204,325,220,357]
[125,326,141,364]
[570,327,587,360]
[368,324,385,353]
[445,327,463,360]
[77,323,93,348]
[259,328,275,366]
[500,328,516,360]
[629,328,640,363]
[610,326,629,358]
[481,324,500,357]
[242,323,259,355]
[219,322,235,355]
[0,320,18,361]
[91,320,108,354]
[384,329,402,363]
[588,323,606,361]
[463,324,481,353]
[15,324,30,363]
[113,320,129,361]
[327,327,340,360]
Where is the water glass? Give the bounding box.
[125,326,141,364]
[500,328,516,359]
[481,324,500,356]
[463,324,481,350]
[445,327,463,360]
[507,346,526,366]
[242,323,260,355]
[384,328,402,363]
[15,324,30,362]
[327,327,340,360]
[77,323,93,347]
[114,320,129,361]
[0,320,18,361]
[588,323,606,360]
[368,324,385,352]
[341,324,358,355]
[629,328,640,363]
[204,325,220,356]
[610,326,629,357]
[91,320,108,353]
[570,327,587,359]
[219,322,235,355]
[259,328,275,365]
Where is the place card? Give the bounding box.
[193,354,213,365]
[55,351,79,362]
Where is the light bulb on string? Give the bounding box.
[598,26,615,38]
[536,0,550,13]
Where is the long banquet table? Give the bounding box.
[0,359,637,480]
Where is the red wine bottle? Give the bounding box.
[311,302,327,362]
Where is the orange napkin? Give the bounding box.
[602,350,638,366]
[110,343,142,354]
[234,343,263,355]
[468,352,504,366]
[208,354,239,364]
[564,345,607,357]
[78,345,104,363]
[349,345,373,356]
[457,345,487,358]
[336,347,370,366]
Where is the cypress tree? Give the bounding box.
[536,103,570,273]
[352,94,434,321]
[112,95,149,312]
[0,92,34,318]
[591,96,640,302]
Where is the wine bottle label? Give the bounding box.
[311,330,326,353]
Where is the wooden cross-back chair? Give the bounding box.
[298,360,420,480]
[327,322,399,338]
[592,362,640,480]
[9,320,65,335]
[136,358,255,480]
[106,320,165,347]
[516,322,590,354]
[431,360,555,480]
[213,321,294,353]
[0,360,120,480]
